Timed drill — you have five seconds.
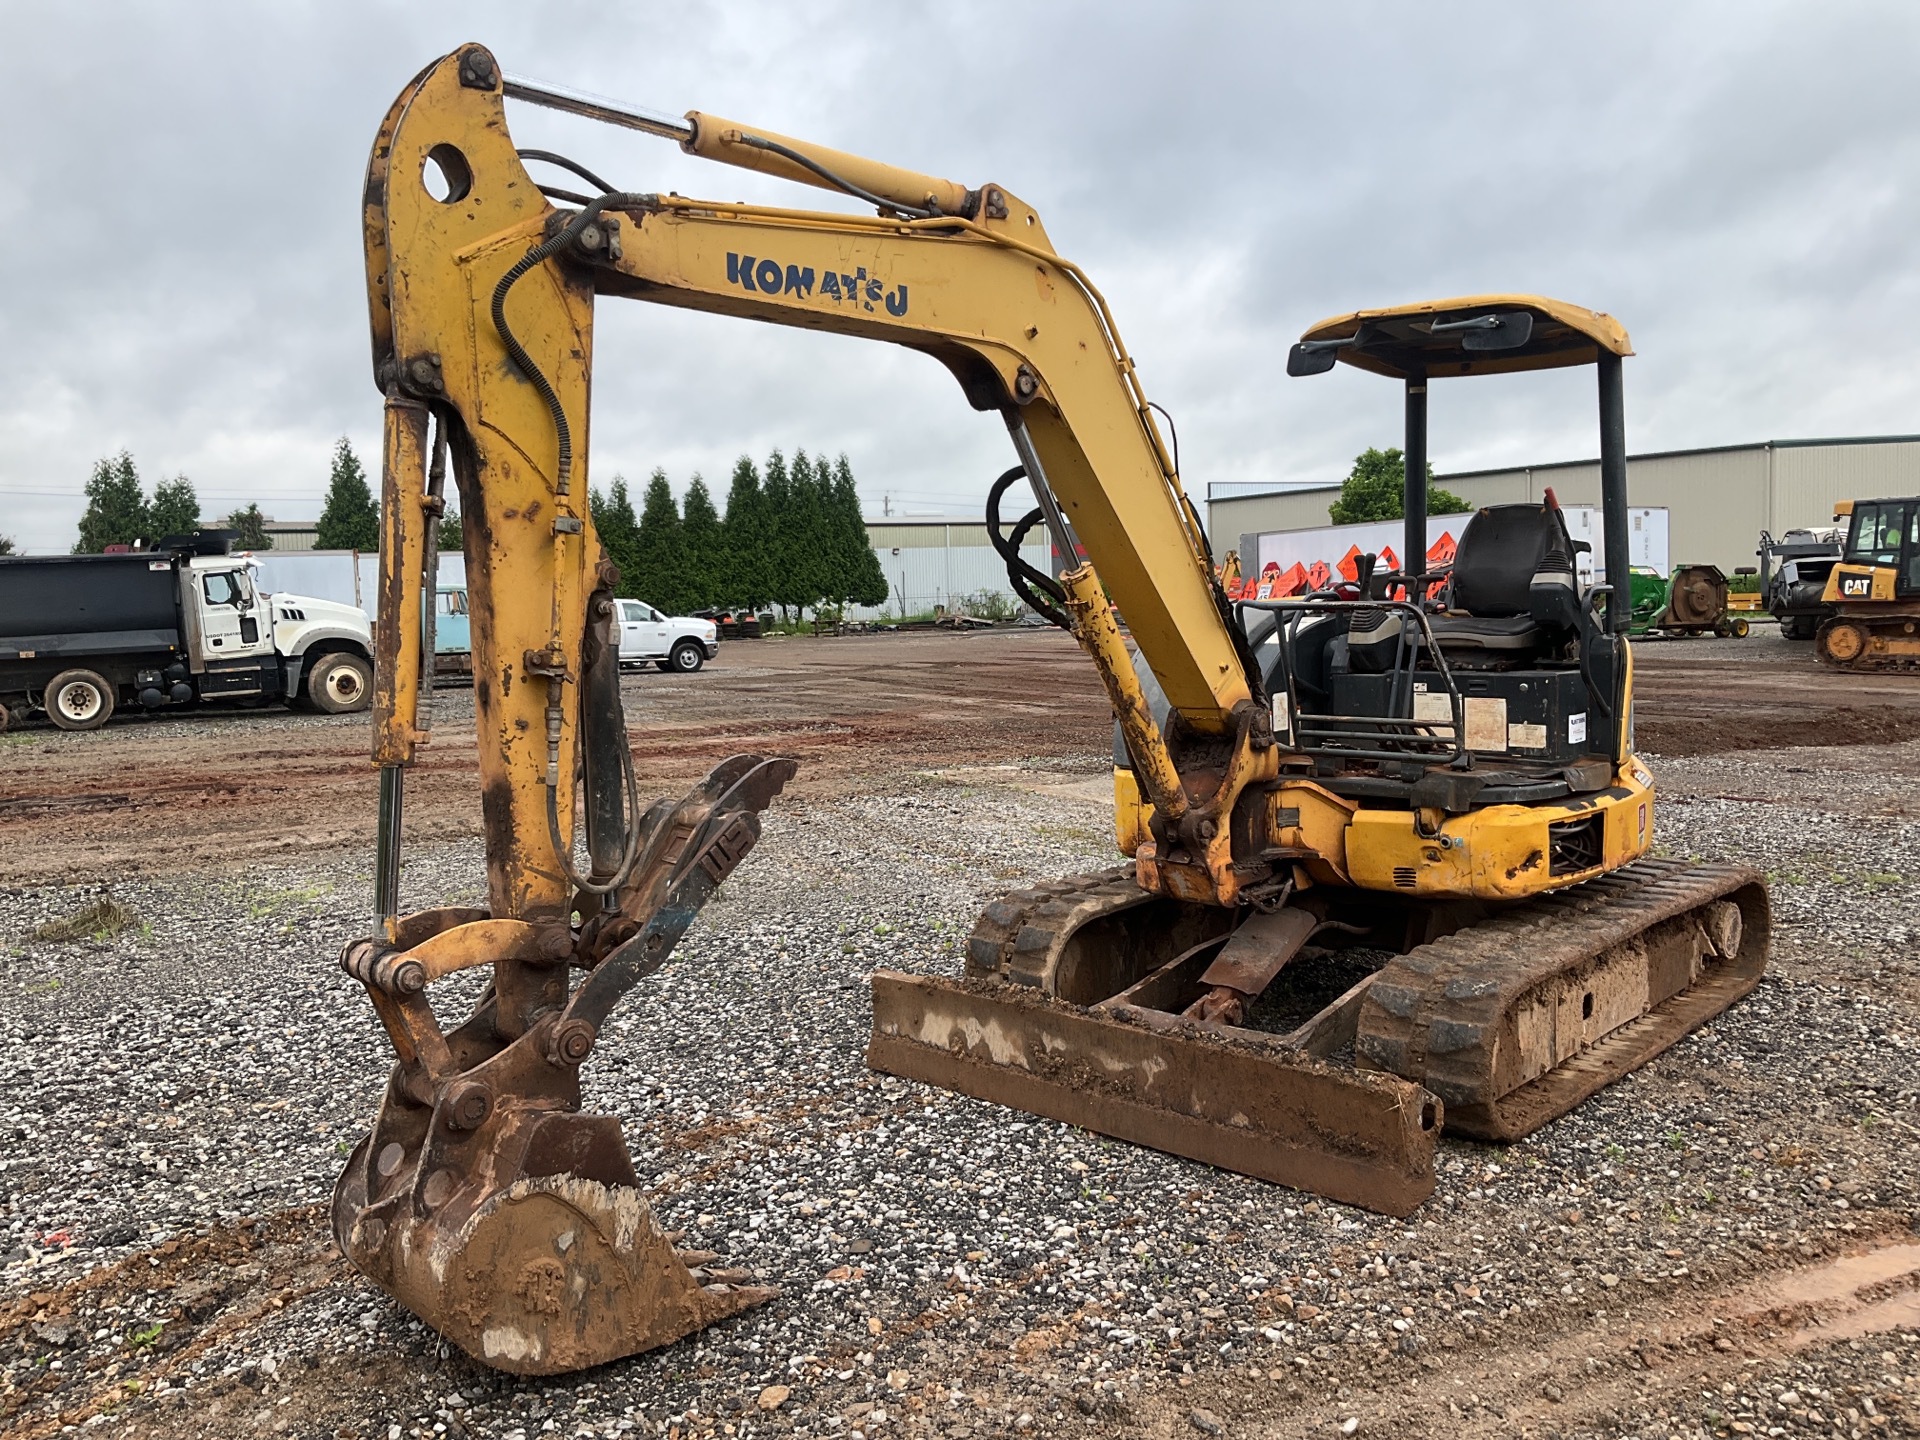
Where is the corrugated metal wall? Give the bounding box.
[261,525,321,552]
[852,540,1047,620]
[1209,437,1920,574]
[1771,441,1920,530]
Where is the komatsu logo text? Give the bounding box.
[726,253,909,316]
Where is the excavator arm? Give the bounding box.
[367,44,1280,913]
[338,42,1289,1377]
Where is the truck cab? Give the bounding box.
[614,600,719,673]
[1825,497,1920,603]
[186,557,275,690]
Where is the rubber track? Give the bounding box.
[1819,654,1920,672]
[965,865,1147,990]
[1357,857,1769,1141]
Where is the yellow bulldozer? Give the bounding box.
[337,44,1770,1375]
[1814,497,1920,668]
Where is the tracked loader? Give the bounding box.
[1815,497,1920,668]
[338,45,1769,1376]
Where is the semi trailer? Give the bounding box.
[0,535,374,731]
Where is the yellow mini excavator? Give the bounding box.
[340,44,1770,1375]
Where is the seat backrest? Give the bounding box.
[1452,503,1572,617]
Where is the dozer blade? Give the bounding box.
[869,972,1440,1216]
[334,755,796,1375]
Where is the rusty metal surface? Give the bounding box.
[1356,858,1771,1140]
[333,755,796,1374]
[1196,907,1319,996]
[1187,905,1320,1026]
[869,972,1438,1216]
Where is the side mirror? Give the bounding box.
[1286,342,1341,377]
[1430,309,1535,352]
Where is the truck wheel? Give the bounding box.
[307,652,374,713]
[44,669,115,731]
[669,640,705,673]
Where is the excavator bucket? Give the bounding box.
[333,755,796,1374]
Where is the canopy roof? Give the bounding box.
[1295,295,1632,379]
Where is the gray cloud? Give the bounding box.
[2,1,1916,551]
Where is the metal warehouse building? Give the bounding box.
[1208,435,1920,575]
[857,516,1046,620]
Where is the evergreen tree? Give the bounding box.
[832,454,889,606]
[633,469,689,613]
[786,449,834,613]
[679,474,725,611]
[74,452,149,553]
[316,438,380,550]
[720,455,770,613]
[148,475,201,540]
[0,534,15,555]
[762,448,797,620]
[437,506,463,551]
[590,475,641,594]
[225,504,273,551]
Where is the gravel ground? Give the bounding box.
[1,737,1918,1439]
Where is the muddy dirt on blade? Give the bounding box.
[871,858,1769,1213]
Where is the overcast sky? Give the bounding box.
[2,2,1916,552]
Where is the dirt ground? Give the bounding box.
[0,630,1104,885]
[3,627,1919,1440]
[7,627,1920,887]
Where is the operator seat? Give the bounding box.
[1348,502,1581,670]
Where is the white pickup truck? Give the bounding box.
[429,590,717,675]
[613,600,719,672]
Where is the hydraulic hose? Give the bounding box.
[545,721,646,896]
[986,465,1071,629]
[490,191,651,496]
[516,148,617,194]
